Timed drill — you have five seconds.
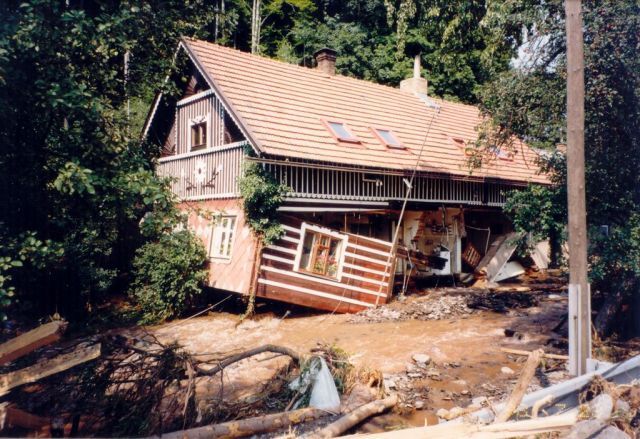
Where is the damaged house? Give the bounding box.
[143,38,548,313]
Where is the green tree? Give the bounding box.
[0,0,217,316]
[476,0,640,336]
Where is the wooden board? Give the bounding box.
[0,343,101,397]
[476,232,519,282]
[0,321,67,366]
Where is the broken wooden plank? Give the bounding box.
[476,232,520,282]
[0,343,101,396]
[339,412,578,438]
[0,320,67,365]
[308,394,398,439]
[495,349,544,423]
[156,407,327,439]
[501,347,569,361]
[0,403,50,431]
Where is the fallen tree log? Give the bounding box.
[0,320,67,365]
[0,343,101,396]
[339,411,578,439]
[156,407,327,439]
[196,344,301,377]
[495,349,544,423]
[308,394,398,439]
[500,347,568,361]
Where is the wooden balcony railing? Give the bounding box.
[157,141,246,201]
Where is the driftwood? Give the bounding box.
[501,347,568,361]
[0,343,101,396]
[495,349,544,423]
[196,344,301,377]
[308,394,398,439]
[156,407,327,439]
[340,412,578,438]
[0,320,67,365]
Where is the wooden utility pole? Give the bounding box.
[565,0,591,375]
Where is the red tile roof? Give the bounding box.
[183,38,548,184]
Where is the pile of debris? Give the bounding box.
[348,292,473,324]
[349,288,545,324]
[0,320,402,438]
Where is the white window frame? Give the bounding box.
[188,114,210,151]
[209,215,237,261]
[293,223,348,281]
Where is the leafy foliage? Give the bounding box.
[238,161,287,245]
[129,230,208,324]
[0,0,216,316]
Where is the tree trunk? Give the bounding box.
[251,0,261,54]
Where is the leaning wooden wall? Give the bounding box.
[256,216,394,313]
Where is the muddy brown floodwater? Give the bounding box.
[147,295,568,431]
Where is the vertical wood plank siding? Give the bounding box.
[257,216,393,313]
[176,93,225,155]
[265,162,517,206]
[157,141,245,200]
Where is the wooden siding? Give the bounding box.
[261,160,518,207]
[176,92,226,154]
[256,216,394,313]
[157,141,245,200]
[181,198,257,295]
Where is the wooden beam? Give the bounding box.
[500,348,569,361]
[156,407,327,439]
[339,412,578,438]
[495,349,544,423]
[0,343,101,397]
[0,403,50,431]
[0,321,67,365]
[308,394,398,439]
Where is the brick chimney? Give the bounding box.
[314,48,337,76]
[400,54,428,95]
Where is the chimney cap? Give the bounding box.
[313,47,338,59]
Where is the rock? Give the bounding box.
[414,400,425,410]
[452,379,468,387]
[383,379,396,390]
[447,406,465,419]
[413,354,432,365]
[501,366,515,375]
[589,394,614,421]
[406,363,418,373]
[436,408,449,419]
[407,372,423,379]
[593,426,631,439]
[472,396,488,406]
[426,369,441,379]
[564,420,607,439]
[461,389,470,395]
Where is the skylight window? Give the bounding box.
[324,121,360,143]
[450,136,473,156]
[373,128,403,148]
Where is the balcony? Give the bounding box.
[157,141,246,201]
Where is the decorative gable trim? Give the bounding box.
[178,38,261,156]
[141,40,261,156]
